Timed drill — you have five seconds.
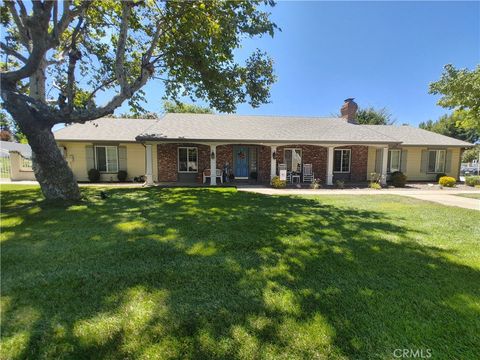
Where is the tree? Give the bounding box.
[462,145,480,163]
[429,64,480,132]
[0,1,277,200]
[109,112,159,119]
[419,113,479,143]
[163,101,213,114]
[355,107,395,125]
[0,108,27,142]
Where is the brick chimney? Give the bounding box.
[340,98,358,124]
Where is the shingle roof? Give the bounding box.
[362,125,473,147]
[54,118,156,142]
[136,113,399,144]
[53,114,474,147]
[0,141,32,158]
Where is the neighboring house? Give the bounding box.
[0,141,35,181]
[54,99,473,185]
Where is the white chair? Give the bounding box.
[302,164,314,183]
[203,169,223,184]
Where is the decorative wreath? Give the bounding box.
[238,151,246,159]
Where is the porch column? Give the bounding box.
[326,146,334,186]
[270,145,277,180]
[145,144,153,185]
[381,146,389,186]
[210,144,217,186]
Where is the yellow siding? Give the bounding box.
[366,146,461,181]
[57,141,148,182]
[367,146,377,175]
[404,147,460,181]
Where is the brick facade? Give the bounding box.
[276,145,328,182]
[157,143,369,183]
[157,143,209,182]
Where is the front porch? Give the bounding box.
[149,142,392,187]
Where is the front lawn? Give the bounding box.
[1,185,479,359]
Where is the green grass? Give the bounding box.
[1,185,479,359]
[455,193,480,200]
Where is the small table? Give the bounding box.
[291,174,301,183]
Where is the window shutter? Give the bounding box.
[445,150,453,173]
[420,150,428,173]
[118,146,127,171]
[375,148,382,173]
[86,145,94,171]
[400,150,408,173]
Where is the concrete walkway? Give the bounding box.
[238,187,480,211]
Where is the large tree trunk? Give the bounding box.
[21,118,81,200]
[2,82,81,200]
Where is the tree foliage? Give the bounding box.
[429,64,480,132]
[163,101,213,114]
[355,107,395,125]
[419,113,479,143]
[462,145,480,163]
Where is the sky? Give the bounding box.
[84,1,480,126]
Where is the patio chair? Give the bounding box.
[203,169,223,184]
[302,163,314,183]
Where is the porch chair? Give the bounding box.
[203,169,223,184]
[278,163,292,183]
[302,163,314,183]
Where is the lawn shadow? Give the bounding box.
[1,187,479,359]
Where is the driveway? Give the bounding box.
[238,187,480,211]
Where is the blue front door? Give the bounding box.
[234,146,249,178]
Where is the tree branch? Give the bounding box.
[4,1,30,46]
[115,2,132,92]
[0,42,27,63]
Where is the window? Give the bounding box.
[334,149,351,173]
[388,149,401,173]
[95,146,118,172]
[284,148,302,172]
[21,157,32,170]
[178,147,198,172]
[428,149,446,173]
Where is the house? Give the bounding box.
[54,99,473,185]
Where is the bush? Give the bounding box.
[88,168,100,182]
[435,173,447,182]
[117,170,128,182]
[271,176,286,189]
[310,179,322,189]
[335,180,345,189]
[391,171,407,188]
[465,176,480,187]
[438,176,456,187]
[369,182,382,190]
[250,171,258,180]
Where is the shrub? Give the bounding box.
[310,179,322,189]
[117,170,128,182]
[271,176,286,189]
[369,182,382,190]
[435,173,447,182]
[335,180,345,189]
[438,176,456,187]
[465,176,480,187]
[250,171,258,180]
[391,171,407,188]
[88,168,100,182]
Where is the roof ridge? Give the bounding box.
[165,113,343,120]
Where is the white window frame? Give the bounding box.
[428,149,446,173]
[333,149,351,173]
[178,147,198,173]
[388,149,401,173]
[94,145,119,173]
[284,148,302,172]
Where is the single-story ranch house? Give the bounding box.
[54,99,473,186]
